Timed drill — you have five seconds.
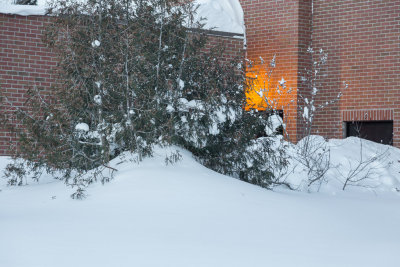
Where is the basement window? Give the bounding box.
[346,121,393,145]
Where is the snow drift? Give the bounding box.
[1,141,400,267]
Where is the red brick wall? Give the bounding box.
[241,0,400,147]
[205,34,245,63]
[239,0,312,142]
[296,0,313,140]
[0,14,57,156]
[312,0,400,146]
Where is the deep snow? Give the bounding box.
[285,136,400,193]
[1,141,400,267]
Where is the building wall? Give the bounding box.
[312,0,400,146]
[240,0,400,146]
[205,34,246,63]
[0,13,245,156]
[239,0,312,142]
[1,0,399,154]
[0,14,56,156]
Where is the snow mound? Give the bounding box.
[1,145,400,267]
[284,136,400,194]
[0,0,245,35]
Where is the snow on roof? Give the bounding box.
[194,0,244,35]
[0,0,47,16]
[0,0,245,35]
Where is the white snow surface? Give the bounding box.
[0,0,245,35]
[0,0,47,16]
[1,139,400,267]
[284,136,400,193]
[93,94,102,105]
[74,122,89,132]
[195,0,244,34]
[91,39,101,48]
[265,114,282,135]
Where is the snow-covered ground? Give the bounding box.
[284,136,400,193]
[1,139,400,267]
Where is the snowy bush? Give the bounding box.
[1,0,288,196]
[244,49,346,190]
[293,48,346,189]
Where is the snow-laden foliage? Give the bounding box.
[1,0,288,197]
[294,48,348,189]
[244,49,349,190]
[15,0,37,5]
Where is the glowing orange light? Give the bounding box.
[245,65,292,111]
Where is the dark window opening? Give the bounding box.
[346,121,393,145]
[255,110,284,138]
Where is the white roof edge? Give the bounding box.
[0,4,47,16]
[201,30,245,39]
[194,0,245,35]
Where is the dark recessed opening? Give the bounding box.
[255,110,284,138]
[346,121,393,145]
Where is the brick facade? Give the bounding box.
[0,14,57,156]
[1,0,399,155]
[312,0,400,146]
[205,33,245,63]
[240,0,400,146]
[239,0,313,142]
[239,0,300,140]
